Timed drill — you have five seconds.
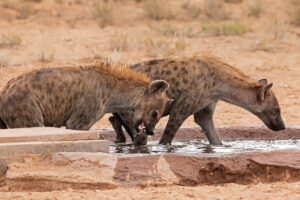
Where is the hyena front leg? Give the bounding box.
[159,95,191,145]
[109,112,138,143]
[193,101,222,145]
[109,114,126,143]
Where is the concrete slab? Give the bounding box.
[0,140,109,158]
[0,127,100,143]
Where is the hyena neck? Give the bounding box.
[106,82,147,113]
[215,75,259,113]
[87,62,150,113]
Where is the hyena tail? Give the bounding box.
[0,116,7,129]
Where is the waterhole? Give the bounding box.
[110,139,300,155]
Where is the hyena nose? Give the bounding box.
[280,123,286,130]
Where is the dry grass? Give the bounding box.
[182,0,202,19]
[248,0,262,17]
[202,22,246,36]
[293,5,300,25]
[94,3,114,28]
[148,21,196,37]
[143,0,173,20]
[1,0,18,9]
[0,34,22,48]
[26,0,42,2]
[253,19,288,51]
[65,16,82,28]
[0,52,9,67]
[110,32,128,51]
[143,36,185,58]
[37,49,56,62]
[224,0,243,3]
[203,0,229,20]
[17,6,32,20]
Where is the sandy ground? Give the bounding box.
[1,182,300,200]
[0,0,299,199]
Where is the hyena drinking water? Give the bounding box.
[109,55,285,145]
[0,63,170,131]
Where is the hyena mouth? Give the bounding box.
[138,122,146,135]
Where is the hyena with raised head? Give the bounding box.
[0,63,171,131]
[109,55,285,145]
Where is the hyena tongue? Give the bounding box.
[138,122,145,135]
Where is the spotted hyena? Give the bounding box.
[109,55,286,145]
[0,63,171,132]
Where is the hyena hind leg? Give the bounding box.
[193,101,222,145]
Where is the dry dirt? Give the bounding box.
[1,183,300,200]
[0,0,299,199]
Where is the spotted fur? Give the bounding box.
[0,63,169,130]
[110,55,285,145]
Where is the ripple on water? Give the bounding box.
[110,139,300,155]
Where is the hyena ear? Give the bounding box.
[162,98,174,117]
[258,83,273,101]
[258,79,268,85]
[148,80,169,96]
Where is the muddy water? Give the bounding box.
[110,139,300,155]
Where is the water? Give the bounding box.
[110,139,300,155]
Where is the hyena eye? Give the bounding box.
[152,111,158,119]
[274,108,280,114]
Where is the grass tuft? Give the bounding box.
[0,34,22,48]
[248,0,262,17]
[182,0,202,19]
[143,0,173,20]
[224,0,243,3]
[293,6,300,25]
[37,49,56,62]
[17,6,32,20]
[143,36,185,58]
[148,21,196,37]
[110,32,128,51]
[202,22,246,36]
[203,0,229,20]
[253,19,288,51]
[94,3,114,28]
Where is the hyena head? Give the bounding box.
[134,80,172,136]
[254,79,285,131]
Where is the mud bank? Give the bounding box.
[0,150,299,192]
[98,125,300,142]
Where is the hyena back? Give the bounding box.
[0,63,170,131]
[110,55,285,145]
